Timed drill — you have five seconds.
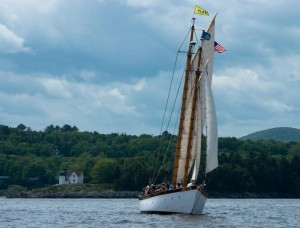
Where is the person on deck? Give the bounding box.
[187,180,195,187]
[168,182,174,190]
[144,185,151,195]
[176,181,183,188]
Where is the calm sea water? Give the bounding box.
[0,198,299,227]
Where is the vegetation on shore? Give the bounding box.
[0,124,300,198]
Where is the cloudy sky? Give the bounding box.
[0,0,299,137]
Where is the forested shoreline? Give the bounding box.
[0,124,300,197]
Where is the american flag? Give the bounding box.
[214,41,226,53]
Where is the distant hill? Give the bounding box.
[239,127,300,142]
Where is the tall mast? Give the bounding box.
[183,48,202,186]
[172,18,196,187]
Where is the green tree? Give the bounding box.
[90,158,119,184]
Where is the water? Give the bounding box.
[0,198,299,227]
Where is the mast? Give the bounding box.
[182,48,202,186]
[172,18,197,187]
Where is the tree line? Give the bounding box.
[0,124,299,196]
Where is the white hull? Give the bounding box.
[139,188,206,215]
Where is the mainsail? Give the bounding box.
[172,40,201,186]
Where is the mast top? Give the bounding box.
[192,18,195,26]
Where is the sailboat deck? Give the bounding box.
[139,185,203,200]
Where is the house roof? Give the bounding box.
[66,171,83,178]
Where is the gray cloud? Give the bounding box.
[0,0,299,137]
[0,24,32,53]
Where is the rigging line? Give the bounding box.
[153,43,200,183]
[153,80,183,183]
[167,91,182,157]
[152,17,198,183]
[164,64,185,138]
[158,96,182,180]
[203,60,209,182]
[194,29,200,45]
[152,33,190,183]
[152,59,185,183]
[151,27,192,183]
[153,131,175,183]
[158,27,191,136]
[153,70,185,183]
[151,51,180,183]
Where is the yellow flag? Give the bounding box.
[194,5,209,16]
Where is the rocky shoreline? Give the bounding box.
[4,190,141,199]
[1,185,299,199]
[3,191,299,199]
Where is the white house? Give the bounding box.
[59,171,84,185]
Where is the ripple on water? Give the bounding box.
[0,198,299,228]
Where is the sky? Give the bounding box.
[0,0,299,138]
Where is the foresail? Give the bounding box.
[200,14,218,174]
[204,67,218,173]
